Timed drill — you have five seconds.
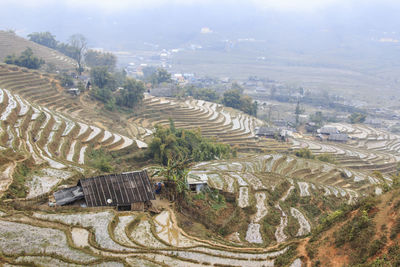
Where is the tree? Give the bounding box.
[4,48,45,69]
[184,86,219,102]
[222,89,242,110]
[154,159,191,202]
[349,112,366,124]
[310,111,324,127]
[222,89,257,116]
[116,78,146,108]
[85,49,117,71]
[148,121,232,166]
[28,31,58,49]
[295,101,304,125]
[68,34,87,75]
[142,66,157,79]
[146,68,172,85]
[90,66,115,89]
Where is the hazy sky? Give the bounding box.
[1,0,396,13]
[1,0,399,49]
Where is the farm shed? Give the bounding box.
[54,170,155,211]
[318,126,339,135]
[187,174,208,193]
[255,127,279,138]
[328,133,349,143]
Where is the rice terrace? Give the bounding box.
[2,1,400,266]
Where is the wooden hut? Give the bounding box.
[54,170,155,211]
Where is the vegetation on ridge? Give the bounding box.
[4,47,45,69]
[148,119,233,165]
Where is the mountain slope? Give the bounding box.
[0,31,76,71]
[300,186,400,266]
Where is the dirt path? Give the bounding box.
[296,238,311,267]
[0,162,15,197]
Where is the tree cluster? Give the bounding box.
[143,67,172,85]
[85,50,117,71]
[183,86,219,102]
[148,120,233,165]
[28,32,88,74]
[28,31,117,75]
[4,48,45,69]
[222,89,257,116]
[349,112,366,124]
[90,66,145,111]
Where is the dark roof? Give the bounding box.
[319,126,339,135]
[54,186,84,206]
[328,133,348,142]
[256,127,279,136]
[79,170,155,207]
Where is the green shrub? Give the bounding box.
[148,120,233,165]
[295,148,314,159]
[316,154,336,164]
[87,148,114,172]
[368,236,386,257]
[4,163,30,199]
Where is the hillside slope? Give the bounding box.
[0,31,76,71]
[0,87,144,199]
[300,186,400,266]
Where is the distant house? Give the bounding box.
[67,88,80,96]
[187,174,208,193]
[255,127,279,138]
[327,133,348,143]
[318,126,339,135]
[53,170,155,211]
[305,122,319,133]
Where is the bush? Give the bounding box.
[316,154,335,164]
[295,148,314,159]
[4,48,45,69]
[87,148,114,172]
[148,120,232,165]
[4,163,30,199]
[368,236,386,257]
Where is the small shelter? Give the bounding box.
[328,133,349,143]
[54,186,84,206]
[256,127,279,138]
[53,170,155,211]
[318,126,339,135]
[187,173,208,193]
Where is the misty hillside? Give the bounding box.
[2,1,400,101]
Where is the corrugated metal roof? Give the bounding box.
[328,133,348,141]
[80,170,155,207]
[319,126,339,135]
[256,127,279,136]
[54,186,84,206]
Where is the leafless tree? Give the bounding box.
[69,34,87,75]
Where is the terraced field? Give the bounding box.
[189,153,389,246]
[133,94,289,152]
[0,88,142,198]
[0,30,76,71]
[0,208,300,266]
[290,123,400,175]
[0,64,83,114]
[0,64,154,142]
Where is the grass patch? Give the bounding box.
[4,162,30,199]
[87,147,114,173]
